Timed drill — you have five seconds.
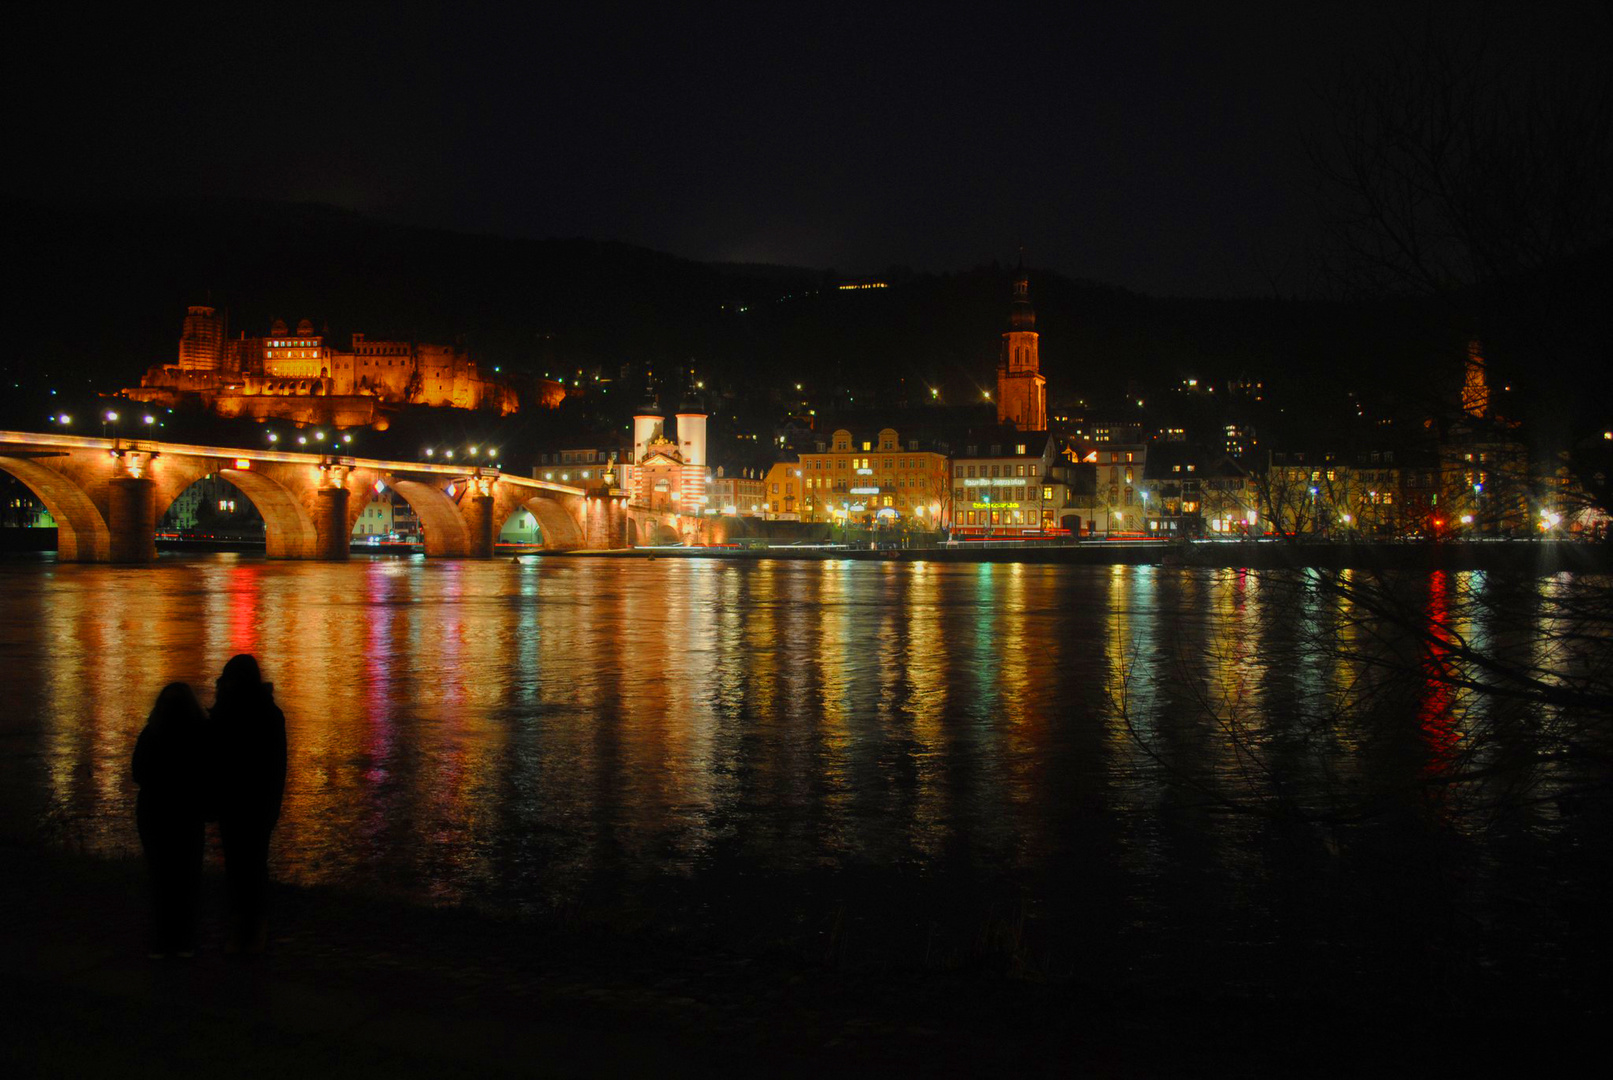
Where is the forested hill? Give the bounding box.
[6,197,1592,433]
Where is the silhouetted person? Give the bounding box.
[131,682,208,958]
[212,654,287,954]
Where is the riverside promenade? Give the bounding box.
[552,537,1611,571]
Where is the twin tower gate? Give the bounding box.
[0,432,625,561]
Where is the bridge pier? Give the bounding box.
[464,493,495,558]
[107,477,157,563]
[312,487,351,560]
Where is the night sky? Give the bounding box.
[5,2,1605,297]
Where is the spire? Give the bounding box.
[1008,262,1035,331]
[678,361,705,413]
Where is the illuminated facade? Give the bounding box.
[947,436,1061,533]
[533,447,619,490]
[622,407,709,515]
[797,427,949,527]
[1068,441,1151,534]
[177,305,226,372]
[128,305,526,427]
[709,474,767,516]
[996,271,1047,432]
[761,460,802,518]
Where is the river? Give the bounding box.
[2,553,1605,987]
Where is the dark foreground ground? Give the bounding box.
[1,844,1602,1079]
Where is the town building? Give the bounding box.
[1139,443,1249,536]
[533,446,623,491]
[708,472,767,516]
[1067,441,1151,534]
[761,460,803,518]
[351,487,420,543]
[797,427,949,529]
[946,434,1066,534]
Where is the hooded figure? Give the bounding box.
[131,682,208,957]
[211,654,287,953]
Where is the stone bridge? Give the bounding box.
[0,430,625,561]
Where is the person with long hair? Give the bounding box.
[131,682,208,958]
[211,654,287,954]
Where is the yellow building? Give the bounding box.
[797,427,949,529]
[762,460,803,518]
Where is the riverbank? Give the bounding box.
[1,843,1599,1078]
[5,528,1608,570]
[547,538,1612,571]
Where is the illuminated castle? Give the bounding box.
[996,268,1047,432]
[129,305,532,427]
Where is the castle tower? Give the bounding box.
[996,269,1047,431]
[177,305,224,372]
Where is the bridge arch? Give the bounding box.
[152,458,319,559]
[497,496,585,551]
[0,455,111,561]
[220,468,320,558]
[389,478,471,557]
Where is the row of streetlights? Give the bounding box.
[422,446,498,461]
[52,410,158,429]
[264,429,354,447]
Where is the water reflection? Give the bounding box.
[0,555,1593,946]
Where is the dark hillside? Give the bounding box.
[5,198,1605,447]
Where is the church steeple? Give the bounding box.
[1007,257,1036,332]
[997,265,1046,431]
